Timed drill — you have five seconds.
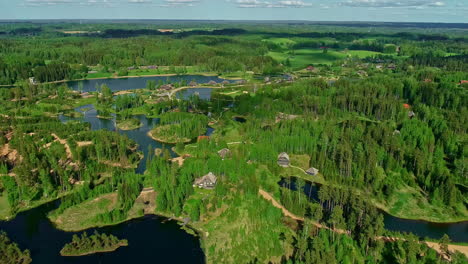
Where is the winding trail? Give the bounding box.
[258,189,468,259]
[51,133,73,160]
[289,165,307,174]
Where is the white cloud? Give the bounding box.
[128,0,152,3]
[278,1,311,7]
[22,0,118,6]
[340,0,447,8]
[230,0,311,8]
[159,0,200,7]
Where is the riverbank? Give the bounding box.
[283,165,468,224]
[259,188,468,259]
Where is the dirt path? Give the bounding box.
[0,143,21,163]
[289,165,307,174]
[259,189,468,259]
[51,133,73,160]
[76,141,93,147]
[114,91,134,96]
[259,189,305,221]
[426,241,468,260]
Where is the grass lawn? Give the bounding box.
[49,193,118,231]
[116,118,143,131]
[263,37,297,47]
[269,49,346,69]
[346,50,383,58]
[0,193,10,220]
[190,191,295,264]
[50,189,156,231]
[381,185,468,223]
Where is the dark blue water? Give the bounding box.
[0,201,204,264]
[279,178,468,242]
[68,75,234,93]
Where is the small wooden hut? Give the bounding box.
[218,148,231,159]
[306,167,319,176]
[277,152,290,167]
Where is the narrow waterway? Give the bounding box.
[279,178,468,243]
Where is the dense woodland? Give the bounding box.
[0,231,31,264]
[0,22,467,264]
[60,231,127,256]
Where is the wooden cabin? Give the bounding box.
[277,152,290,167]
[408,111,416,119]
[306,167,319,176]
[189,81,198,87]
[218,148,231,159]
[193,172,217,189]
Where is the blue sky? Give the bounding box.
[0,0,467,22]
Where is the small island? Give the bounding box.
[116,118,143,130]
[148,112,208,144]
[60,231,128,257]
[148,124,192,144]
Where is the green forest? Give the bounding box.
[60,231,128,256]
[0,21,467,264]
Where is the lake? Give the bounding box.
[0,201,204,264]
[67,75,236,93]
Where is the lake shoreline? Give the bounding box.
[6,72,245,87]
[282,175,468,224]
[147,128,191,145]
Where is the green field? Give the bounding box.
[346,50,383,58]
[269,49,346,69]
[269,48,386,70]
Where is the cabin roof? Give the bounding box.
[218,148,231,157]
[278,152,289,160]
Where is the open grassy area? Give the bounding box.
[346,50,383,58]
[269,49,346,69]
[116,118,142,131]
[378,185,468,223]
[190,191,295,264]
[49,193,118,231]
[0,193,10,220]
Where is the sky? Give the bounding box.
[0,0,467,23]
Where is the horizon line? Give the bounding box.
[0,19,467,25]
